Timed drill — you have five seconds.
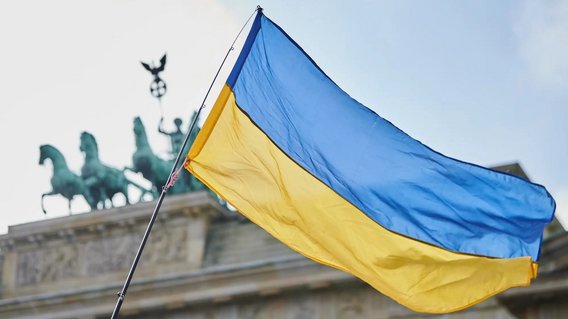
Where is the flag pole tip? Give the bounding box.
[257,5,263,11]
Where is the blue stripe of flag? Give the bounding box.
[230,15,555,260]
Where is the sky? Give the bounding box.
[0,0,566,234]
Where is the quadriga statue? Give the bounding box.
[39,115,210,215]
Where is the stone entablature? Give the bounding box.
[0,192,225,300]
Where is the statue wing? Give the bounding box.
[140,61,153,72]
[156,53,167,72]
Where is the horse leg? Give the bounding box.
[41,190,57,215]
[82,188,97,211]
[121,186,131,206]
[152,187,160,198]
[99,187,110,209]
[109,195,116,208]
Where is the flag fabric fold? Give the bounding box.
[185,10,555,313]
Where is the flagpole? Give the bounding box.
[110,6,262,318]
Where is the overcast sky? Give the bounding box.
[0,0,566,234]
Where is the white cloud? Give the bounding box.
[515,0,568,89]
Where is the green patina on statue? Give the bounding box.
[127,115,206,196]
[127,116,180,196]
[39,113,209,215]
[80,131,150,209]
[39,145,96,214]
[158,112,200,159]
[159,117,184,158]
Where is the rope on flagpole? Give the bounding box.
[110,6,262,318]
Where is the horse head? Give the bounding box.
[133,116,151,150]
[39,144,65,167]
[39,145,49,165]
[133,116,145,135]
[80,131,99,158]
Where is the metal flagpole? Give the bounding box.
[110,6,262,318]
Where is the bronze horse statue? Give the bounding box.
[39,115,211,215]
[127,116,194,196]
[80,132,150,209]
[39,144,96,215]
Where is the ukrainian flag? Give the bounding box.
[185,10,555,313]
